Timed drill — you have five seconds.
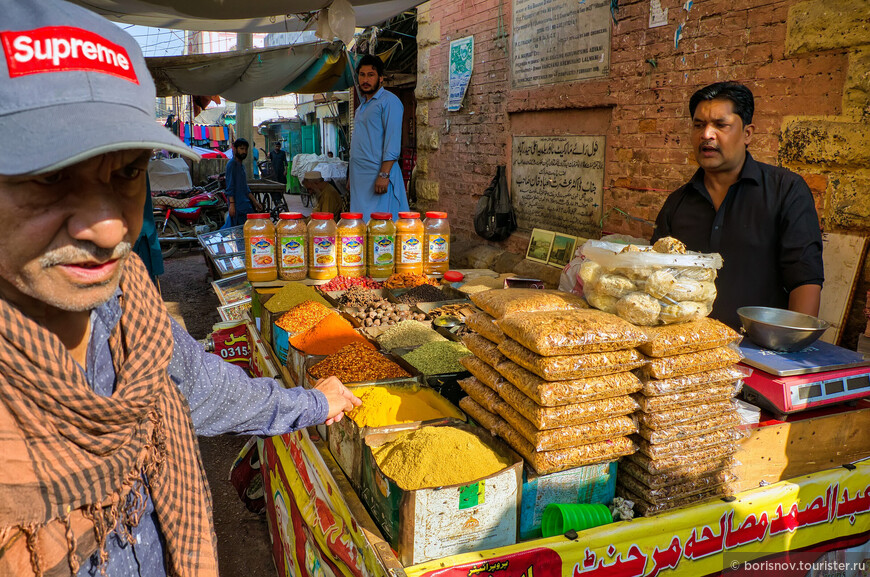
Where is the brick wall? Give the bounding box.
[416,0,870,347]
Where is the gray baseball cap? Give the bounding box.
[0,0,199,176]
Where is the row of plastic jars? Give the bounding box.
[243,211,450,282]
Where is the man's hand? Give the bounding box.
[375,176,389,195]
[228,204,236,218]
[314,376,362,425]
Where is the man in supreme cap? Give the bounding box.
[0,2,360,576]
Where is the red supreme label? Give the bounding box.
[1,26,138,84]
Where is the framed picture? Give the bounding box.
[526,228,555,263]
[547,233,578,268]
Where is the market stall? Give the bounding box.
[206,213,870,577]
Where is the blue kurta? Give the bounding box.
[349,86,410,220]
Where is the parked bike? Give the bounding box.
[153,188,227,258]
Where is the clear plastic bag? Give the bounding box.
[620,457,736,489]
[459,355,504,389]
[580,239,723,326]
[458,376,504,414]
[637,318,740,357]
[465,311,505,344]
[637,412,741,444]
[496,380,639,429]
[497,360,642,406]
[459,396,506,435]
[470,288,588,318]
[496,309,649,356]
[462,333,508,367]
[626,443,738,475]
[638,400,738,429]
[640,366,746,397]
[635,428,742,459]
[497,420,637,475]
[617,485,728,517]
[497,399,638,451]
[633,382,740,412]
[641,346,743,380]
[619,467,737,504]
[499,338,646,381]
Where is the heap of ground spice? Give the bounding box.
[309,342,408,383]
[290,314,372,355]
[265,282,330,313]
[275,300,333,333]
[401,341,471,374]
[395,284,447,304]
[347,385,459,428]
[372,426,512,490]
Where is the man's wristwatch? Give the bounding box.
[377,171,390,179]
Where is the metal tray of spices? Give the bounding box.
[387,283,466,304]
[303,350,424,389]
[320,288,391,308]
[278,313,367,384]
[390,342,472,377]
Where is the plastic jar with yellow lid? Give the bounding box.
[244,213,277,282]
[395,211,424,275]
[337,212,367,277]
[308,212,338,281]
[367,212,396,281]
[277,212,307,280]
[423,211,450,277]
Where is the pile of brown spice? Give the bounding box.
[309,342,410,383]
[395,284,446,304]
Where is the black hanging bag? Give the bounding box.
[474,165,517,241]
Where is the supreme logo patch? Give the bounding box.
[1,26,138,84]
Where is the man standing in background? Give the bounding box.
[349,54,410,221]
[269,140,287,184]
[226,138,261,226]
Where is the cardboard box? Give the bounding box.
[328,382,460,489]
[250,288,280,341]
[520,461,616,540]
[360,422,523,566]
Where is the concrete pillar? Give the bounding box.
[236,33,255,179]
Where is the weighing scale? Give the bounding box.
[739,340,870,416]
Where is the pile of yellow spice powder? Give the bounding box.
[347,386,458,428]
[372,426,512,491]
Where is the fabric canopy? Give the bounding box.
[147,41,342,102]
[68,0,422,32]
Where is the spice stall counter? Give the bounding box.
[261,424,870,577]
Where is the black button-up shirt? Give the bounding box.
[652,153,824,329]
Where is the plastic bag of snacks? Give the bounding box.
[496,400,638,451]
[634,428,742,460]
[626,444,737,475]
[497,421,637,475]
[496,309,649,356]
[458,377,504,414]
[459,396,506,434]
[633,382,740,412]
[459,355,505,389]
[462,333,509,367]
[499,339,645,381]
[496,380,639,429]
[616,485,729,516]
[620,458,736,489]
[618,468,737,503]
[637,400,738,429]
[640,366,746,397]
[497,360,642,406]
[637,318,740,357]
[470,288,588,319]
[641,346,743,379]
[638,412,741,444]
[465,311,505,344]
[580,238,723,325]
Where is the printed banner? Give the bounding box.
[447,36,474,112]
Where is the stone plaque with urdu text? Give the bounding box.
[511,135,604,237]
[512,0,611,87]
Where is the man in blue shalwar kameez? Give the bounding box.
[349,54,410,221]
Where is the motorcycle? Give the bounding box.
[153,188,227,258]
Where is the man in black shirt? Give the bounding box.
[268,141,287,184]
[652,82,823,329]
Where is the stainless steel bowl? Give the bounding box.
[737,306,830,352]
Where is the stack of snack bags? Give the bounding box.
[457,290,647,474]
[617,318,744,516]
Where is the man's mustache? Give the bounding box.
[40,241,131,268]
